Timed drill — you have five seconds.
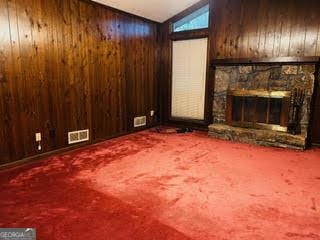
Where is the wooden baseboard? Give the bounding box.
[0,126,156,171]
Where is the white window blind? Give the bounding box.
[171,38,208,120]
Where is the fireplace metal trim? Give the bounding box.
[226,89,291,133]
[228,89,291,98]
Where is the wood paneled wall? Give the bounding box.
[159,0,320,124]
[0,0,159,164]
[158,21,172,125]
[211,0,320,59]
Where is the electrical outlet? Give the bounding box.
[35,133,42,142]
[150,110,155,117]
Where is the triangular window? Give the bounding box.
[173,4,209,32]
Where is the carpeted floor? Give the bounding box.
[0,130,320,240]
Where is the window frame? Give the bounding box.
[170,0,210,35]
[167,0,213,129]
[172,4,210,33]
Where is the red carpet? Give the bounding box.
[0,130,320,240]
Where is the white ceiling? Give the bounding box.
[92,0,201,23]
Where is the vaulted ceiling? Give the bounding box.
[92,0,200,22]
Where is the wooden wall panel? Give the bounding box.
[0,0,159,164]
[210,0,320,59]
[158,21,171,123]
[0,0,11,164]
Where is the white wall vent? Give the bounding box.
[68,129,89,144]
[134,116,147,128]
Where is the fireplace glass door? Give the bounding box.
[226,90,291,132]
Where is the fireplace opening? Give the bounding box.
[226,90,291,132]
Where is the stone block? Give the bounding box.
[215,69,230,92]
[239,73,249,82]
[299,65,315,75]
[269,78,289,91]
[251,71,270,89]
[213,96,226,114]
[239,66,253,74]
[213,111,225,123]
[269,67,282,80]
[291,75,314,95]
[281,65,298,75]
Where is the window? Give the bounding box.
[171,38,208,120]
[173,4,209,32]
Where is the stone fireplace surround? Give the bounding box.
[209,64,316,150]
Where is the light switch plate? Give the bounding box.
[35,133,42,142]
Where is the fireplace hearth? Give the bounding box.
[209,64,316,150]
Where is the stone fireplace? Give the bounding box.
[209,64,316,150]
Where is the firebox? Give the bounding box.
[226,89,291,132]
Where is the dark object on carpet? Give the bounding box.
[153,127,177,134]
[154,127,193,134]
[176,127,193,133]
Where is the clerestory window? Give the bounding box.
[173,4,209,32]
